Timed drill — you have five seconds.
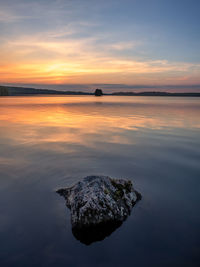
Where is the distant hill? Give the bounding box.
[111,91,200,97]
[0,86,9,96]
[0,86,91,96]
[1,85,200,97]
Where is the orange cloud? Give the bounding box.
[0,34,200,85]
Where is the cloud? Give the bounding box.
[0,9,28,23]
[0,1,200,86]
[107,41,141,51]
[2,33,199,73]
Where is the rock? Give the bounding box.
[57,175,141,244]
[94,88,103,96]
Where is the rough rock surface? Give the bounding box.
[57,175,141,231]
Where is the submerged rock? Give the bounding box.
[57,175,141,244]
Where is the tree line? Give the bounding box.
[0,87,9,96]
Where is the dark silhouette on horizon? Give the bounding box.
[0,87,9,96]
[94,88,103,96]
[1,85,200,97]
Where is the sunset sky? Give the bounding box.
[0,0,200,92]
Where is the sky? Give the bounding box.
[0,0,200,92]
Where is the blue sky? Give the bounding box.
[0,0,200,91]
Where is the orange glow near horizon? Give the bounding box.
[1,36,200,86]
[0,0,200,89]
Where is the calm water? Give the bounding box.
[0,96,200,267]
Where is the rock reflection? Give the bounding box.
[72,221,122,245]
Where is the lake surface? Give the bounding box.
[0,96,200,267]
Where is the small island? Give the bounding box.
[94,89,103,96]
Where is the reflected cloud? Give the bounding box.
[0,96,200,152]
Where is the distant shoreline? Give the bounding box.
[1,85,200,97]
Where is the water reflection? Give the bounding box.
[72,221,123,245]
[0,96,199,149]
[0,96,200,267]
